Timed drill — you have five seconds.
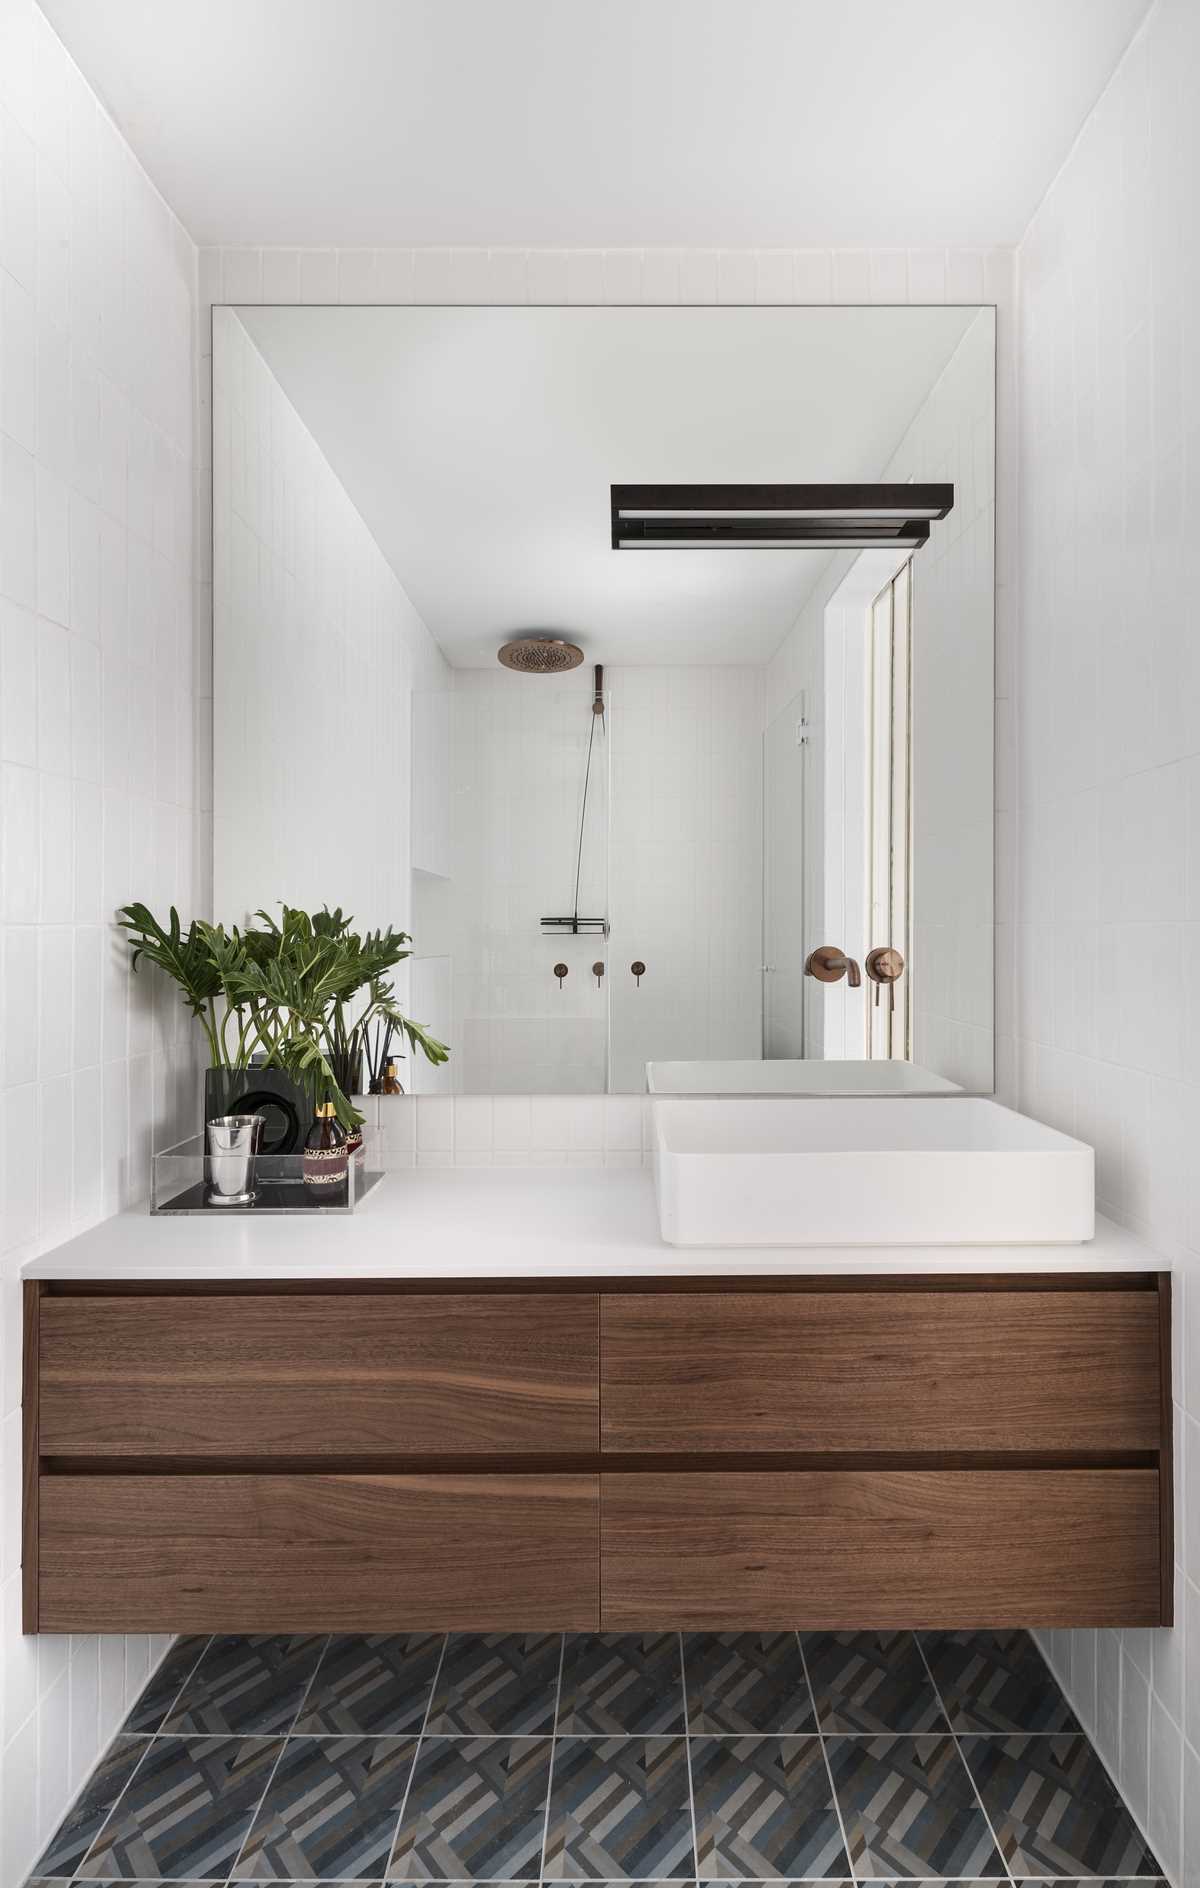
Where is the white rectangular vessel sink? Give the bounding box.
[653,1097,1094,1247]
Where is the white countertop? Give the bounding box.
[22,1168,1164,1281]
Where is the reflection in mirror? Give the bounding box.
[212,306,994,1097]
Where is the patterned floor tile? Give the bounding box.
[124,1639,211,1733]
[825,1734,1005,1878]
[236,1736,418,1879]
[544,1735,694,1879]
[295,1634,445,1734]
[33,1737,150,1877]
[424,1634,561,1734]
[557,1634,685,1734]
[74,1736,283,1880]
[921,1629,1080,1733]
[1010,1881,1171,1887]
[162,1635,327,1736]
[388,1736,552,1880]
[960,1733,1161,1877]
[803,1631,948,1733]
[684,1632,815,1732]
[690,1735,849,1880]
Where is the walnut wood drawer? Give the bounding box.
[600,1289,1162,1453]
[38,1472,599,1631]
[39,1292,599,1456]
[600,1468,1161,1629]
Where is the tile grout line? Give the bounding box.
[536,1634,568,1885]
[679,1632,701,1877]
[382,1632,450,1881]
[223,1634,333,1885]
[913,1635,1015,1887]
[150,1634,217,1732]
[795,1632,856,1886]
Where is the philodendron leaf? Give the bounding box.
[368,979,450,1066]
[117,903,221,1016]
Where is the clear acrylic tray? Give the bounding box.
[151,1133,385,1214]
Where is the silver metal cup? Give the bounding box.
[205,1113,264,1205]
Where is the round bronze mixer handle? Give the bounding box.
[865,947,904,984]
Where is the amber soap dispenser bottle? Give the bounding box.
[303,1101,349,1197]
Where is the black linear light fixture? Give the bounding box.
[610,483,954,550]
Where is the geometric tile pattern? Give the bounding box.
[803,1632,948,1733]
[32,1738,150,1878]
[388,1737,552,1880]
[296,1636,444,1735]
[162,1637,327,1736]
[237,1737,417,1879]
[691,1735,848,1879]
[74,1736,283,1880]
[558,1635,686,1734]
[826,1735,1005,1878]
[922,1630,1082,1734]
[424,1635,561,1735]
[684,1633,816,1733]
[30,1629,1162,1886]
[544,1736,693,1878]
[125,1639,212,1733]
[961,1733,1162,1877]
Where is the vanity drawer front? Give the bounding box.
[600,1469,1161,1628]
[39,1292,599,1456]
[600,1289,1161,1453]
[38,1472,599,1631]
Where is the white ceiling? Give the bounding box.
[236,304,983,667]
[43,0,1147,248]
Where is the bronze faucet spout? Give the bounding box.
[804,945,863,986]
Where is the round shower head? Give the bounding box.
[497,636,584,674]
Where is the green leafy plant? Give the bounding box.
[118,901,449,1130]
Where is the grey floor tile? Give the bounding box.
[684,1632,815,1733]
[295,1634,444,1735]
[825,1733,1005,1878]
[544,1735,694,1880]
[388,1736,552,1881]
[124,1640,211,1733]
[32,1737,150,1877]
[557,1634,685,1734]
[690,1735,849,1880]
[921,1629,1080,1733]
[960,1733,1161,1877]
[163,1636,327,1736]
[803,1631,947,1733]
[424,1634,561,1735]
[74,1736,283,1880]
[235,1736,417,1880]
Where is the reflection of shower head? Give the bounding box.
[497,636,584,673]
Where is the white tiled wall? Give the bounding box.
[360,1091,652,1168]
[0,2,199,1880]
[1011,1,1200,1880]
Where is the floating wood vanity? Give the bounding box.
[21,1176,1173,1634]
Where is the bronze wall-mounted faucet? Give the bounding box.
[804,945,862,986]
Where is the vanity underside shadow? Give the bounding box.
[22,1271,1173,1634]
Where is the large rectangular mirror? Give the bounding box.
[212,304,994,1096]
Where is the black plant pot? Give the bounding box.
[204,1066,310,1156]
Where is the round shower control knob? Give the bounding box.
[553,962,569,987]
[631,960,646,986]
